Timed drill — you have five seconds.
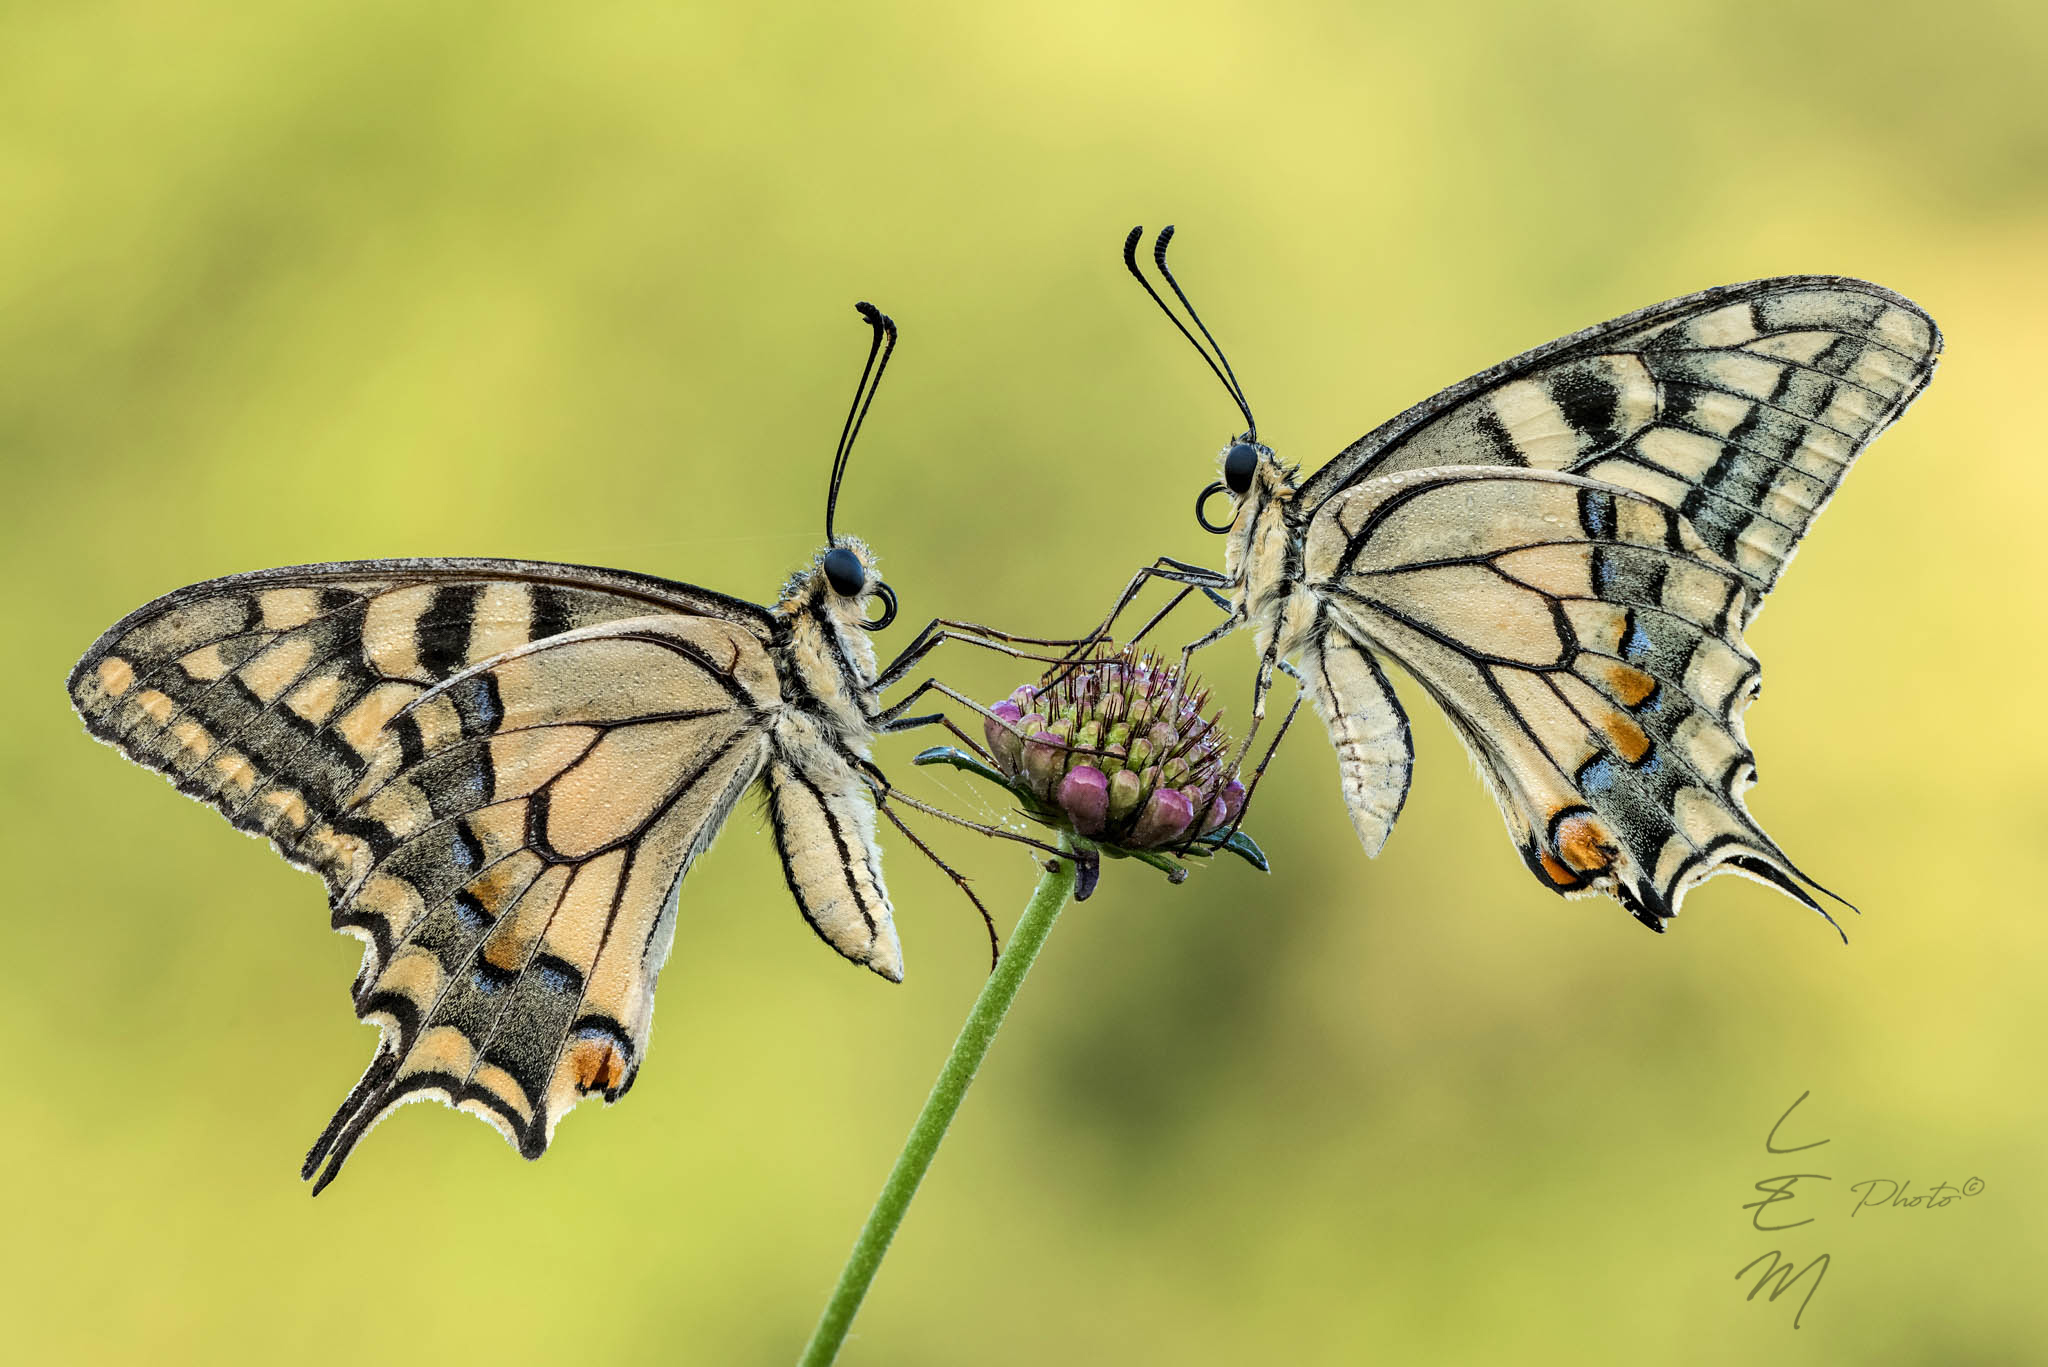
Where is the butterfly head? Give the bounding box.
[792,536,897,630]
[1194,435,1289,535]
[777,536,894,716]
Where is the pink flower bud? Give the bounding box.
[984,700,1025,769]
[1130,787,1194,847]
[1221,777,1246,820]
[1057,766,1110,836]
[1022,731,1067,797]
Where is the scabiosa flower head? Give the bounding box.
[982,649,1246,850]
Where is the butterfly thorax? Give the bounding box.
[1220,447,1317,664]
[771,540,885,754]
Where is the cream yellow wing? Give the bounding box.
[302,613,781,1189]
[1303,468,1829,931]
[1305,277,1940,602]
[69,562,795,1188]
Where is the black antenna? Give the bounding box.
[1122,225,1257,440]
[825,301,897,546]
[1152,227,1255,440]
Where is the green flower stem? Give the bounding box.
[798,838,1081,1367]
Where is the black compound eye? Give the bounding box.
[1223,443,1258,494]
[822,546,866,597]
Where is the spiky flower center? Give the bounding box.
[983,649,1244,849]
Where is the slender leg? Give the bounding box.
[1053,559,1232,668]
[1172,610,1248,687]
[936,713,997,759]
[858,757,1066,860]
[875,630,1129,734]
[875,799,1001,970]
[1037,560,1237,696]
[884,711,998,761]
[891,616,1103,661]
[1122,581,1237,651]
[879,680,1135,774]
[877,632,1114,697]
[878,619,1107,692]
[1120,586,1194,651]
[1114,586,1220,655]
[1199,688,1305,854]
[879,676,1040,731]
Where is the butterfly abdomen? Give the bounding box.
[1302,630,1413,857]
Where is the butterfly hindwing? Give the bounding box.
[1306,277,1941,601]
[1302,467,1816,927]
[305,614,785,1188]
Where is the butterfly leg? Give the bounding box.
[878,703,996,761]
[1179,686,1306,856]
[1052,559,1232,668]
[1121,579,1234,651]
[878,676,1119,782]
[857,756,1067,859]
[1201,636,1285,813]
[876,625,1131,763]
[873,799,1002,969]
[1085,560,1229,646]
[877,621,1114,694]
[1029,559,1233,697]
[1172,609,1248,689]
[877,673,1062,735]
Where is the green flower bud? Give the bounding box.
[1108,768,1145,821]
[1073,720,1101,760]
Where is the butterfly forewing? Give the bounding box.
[69,558,775,890]
[1307,277,1941,602]
[1302,467,1812,926]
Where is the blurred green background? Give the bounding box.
[5,1,2043,1362]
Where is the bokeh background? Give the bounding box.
[4,2,2043,1362]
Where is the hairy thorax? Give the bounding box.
[769,556,883,756]
[1230,488,1317,665]
[775,606,878,752]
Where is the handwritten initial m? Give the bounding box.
[1736,1250,1830,1329]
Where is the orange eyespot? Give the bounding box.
[1536,849,1582,888]
[1553,814,1617,875]
[570,1039,627,1096]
